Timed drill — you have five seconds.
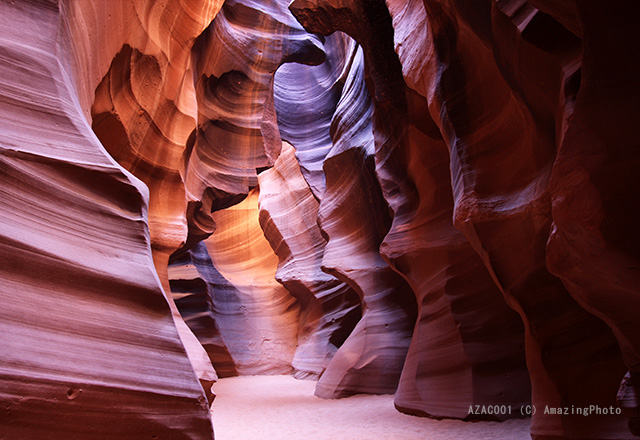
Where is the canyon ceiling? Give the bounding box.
[0,0,638,439]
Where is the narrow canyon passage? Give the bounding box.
[211,375,531,440]
[1,1,639,440]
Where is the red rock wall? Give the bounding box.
[382,0,637,437]
[543,1,640,435]
[69,0,220,395]
[0,0,214,437]
[258,142,362,379]
[290,0,531,418]
[1,0,638,439]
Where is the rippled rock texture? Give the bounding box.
[2,0,638,439]
[258,142,362,379]
[377,0,637,437]
[0,0,215,438]
[184,0,325,243]
[291,0,531,417]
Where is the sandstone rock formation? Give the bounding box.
[0,0,214,437]
[1,0,638,439]
[71,0,221,397]
[542,2,640,435]
[273,32,352,198]
[169,243,239,378]
[311,41,418,398]
[291,0,530,418]
[258,142,362,379]
[203,187,302,375]
[381,0,635,437]
[183,0,325,244]
[169,187,302,376]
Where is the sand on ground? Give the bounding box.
[210,375,531,440]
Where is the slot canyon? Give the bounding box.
[0,0,638,439]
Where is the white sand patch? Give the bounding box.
[211,375,531,440]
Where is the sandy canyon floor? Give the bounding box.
[211,375,531,440]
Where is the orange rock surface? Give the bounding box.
[1,1,638,439]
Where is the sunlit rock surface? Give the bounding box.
[184,0,325,244]
[168,185,306,376]
[1,0,638,439]
[0,0,214,438]
[71,0,220,394]
[203,188,300,375]
[258,142,362,379]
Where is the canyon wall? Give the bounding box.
[377,0,638,438]
[0,0,216,438]
[1,1,638,439]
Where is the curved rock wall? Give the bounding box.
[184,0,325,243]
[312,42,418,398]
[291,0,530,419]
[543,2,640,435]
[68,0,221,394]
[202,187,300,375]
[0,0,214,438]
[382,0,636,438]
[2,1,638,439]
[169,243,239,378]
[273,32,353,198]
[258,142,362,379]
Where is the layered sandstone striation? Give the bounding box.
[200,188,300,375]
[0,0,214,438]
[291,0,530,418]
[274,27,420,396]
[258,142,362,379]
[273,32,353,198]
[184,0,325,244]
[382,0,636,437]
[1,0,638,439]
[70,0,221,395]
